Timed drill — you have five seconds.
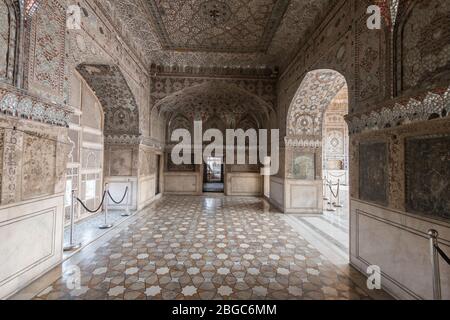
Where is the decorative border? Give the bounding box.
[346,87,450,134]
[0,86,72,127]
[284,137,322,148]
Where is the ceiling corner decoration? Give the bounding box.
[145,0,291,53]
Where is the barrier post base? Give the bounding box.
[64,243,82,252]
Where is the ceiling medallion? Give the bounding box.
[199,0,232,26]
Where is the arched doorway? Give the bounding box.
[64,70,105,224]
[64,64,141,226]
[284,69,350,260]
[157,82,273,196]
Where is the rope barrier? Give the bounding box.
[75,191,107,214]
[64,185,132,250]
[435,244,450,265]
[108,187,129,205]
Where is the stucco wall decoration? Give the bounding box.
[21,133,56,200]
[0,85,72,126]
[346,86,450,134]
[395,0,450,94]
[76,64,140,138]
[359,142,388,206]
[287,70,346,137]
[406,135,450,220]
[26,0,66,100]
[0,0,19,84]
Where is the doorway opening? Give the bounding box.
[156,155,161,195]
[203,156,224,193]
[285,69,350,263]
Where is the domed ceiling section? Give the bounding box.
[157,82,273,128]
[99,0,333,69]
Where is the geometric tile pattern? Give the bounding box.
[34,196,371,300]
[99,0,331,69]
[145,0,291,53]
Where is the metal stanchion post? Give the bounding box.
[99,183,113,229]
[122,179,131,217]
[323,178,330,201]
[64,190,82,251]
[333,179,343,208]
[428,229,442,300]
[326,180,336,212]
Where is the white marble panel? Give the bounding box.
[350,199,450,300]
[0,195,64,299]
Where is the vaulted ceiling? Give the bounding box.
[100,0,334,70]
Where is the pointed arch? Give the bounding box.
[76,64,140,137]
[286,69,348,138]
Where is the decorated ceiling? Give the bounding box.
[100,0,333,69]
[157,82,273,127]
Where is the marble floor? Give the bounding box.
[16,195,390,300]
[203,182,225,193]
[287,188,350,263]
[63,210,135,259]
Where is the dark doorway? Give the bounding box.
[156,155,161,195]
[203,156,224,193]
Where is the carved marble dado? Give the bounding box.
[0,115,69,205]
[346,86,450,134]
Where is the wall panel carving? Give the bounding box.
[396,0,450,94]
[0,0,18,84]
[21,134,56,200]
[26,0,66,100]
[359,142,388,206]
[405,135,450,220]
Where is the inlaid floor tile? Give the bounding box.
[31,196,379,300]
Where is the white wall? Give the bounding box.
[350,200,450,300]
[164,172,202,195]
[225,173,262,196]
[0,195,65,299]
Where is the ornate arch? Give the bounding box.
[76,64,140,138]
[286,69,347,139]
[157,82,273,134]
